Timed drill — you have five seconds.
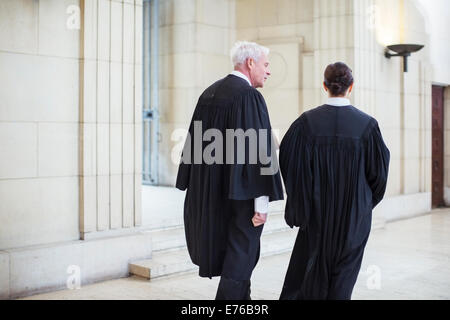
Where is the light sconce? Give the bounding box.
[384,44,425,72]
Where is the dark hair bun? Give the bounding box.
[324,62,353,96]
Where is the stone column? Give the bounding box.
[79,0,143,239]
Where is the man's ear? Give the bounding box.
[323,82,328,92]
[247,58,254,69]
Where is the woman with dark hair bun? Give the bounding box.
[323,62,354,97]
[279,62,390,300]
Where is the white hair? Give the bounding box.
[230,41,269,67]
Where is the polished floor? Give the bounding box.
[22,209,450,300]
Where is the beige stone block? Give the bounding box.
[266,42,300,90]
[302,88,320,111]
[0,53,79,122]
[236,0,258,28]
[110,174,123,229]
[258,24,296,40]
[123,2,135,64]
[315,48,354,77]
[0,123,37,179]
[38,0,80,58]
[82,0,98,60]
[0,177,79,249]
[122,174,134,228]
[135,124,143,174]
[404,129,420,159]
[296,0,314,23]
[159,53,200,89]
[81,123,96,176]
[381,128,401,160]
[446,164,450,187]
[159,23,196,55]
[111,0,123,63]
[257,0,278,27]
[97,174,110,231]
[424,157,431,192]
[302,53,315,89]
[123,64,135,124]
[197,24,230,56]
[275,0,297,25]
[296,22,314,52]
[110,62,123,123]
[404,94,421,129]
[262,89,300,128]
[123,124,135,174]
[0,252,9,299]
[160,0,196,26]
[38,123,78,177]
[134,64,143,123]
[83,60,97,123]
[404,60,421,95]
[404,158,421,194]
[445,131,450,157]
[98,0,111,61]
[375,93,401,129]
[135,3,143,64]
[97,60,110,123]
[425,129,431,158]
[200,54,230,89]
[110,124,123,174]
[134,173,142,226]
[8,232,152,298]
[0,0,38,54]
[235,28,258,42]
[200,0,231,27]
[97,124,110,175]
[158,122,181,186]
[81,175,97,234]
[159,88,197,123]
[317,15,354,50]
[385,157,401,196]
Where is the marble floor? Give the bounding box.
[22,209,450,300]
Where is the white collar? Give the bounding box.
[230,70,252,87]
[326,97,351,107]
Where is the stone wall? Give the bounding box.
[0,0,81,250]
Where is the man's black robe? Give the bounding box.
[279,104,390,300]
[176,75,284,278]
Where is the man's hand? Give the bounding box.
[252,212,267,227]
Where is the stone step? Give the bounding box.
[129,227,298,280]
[130,208,385,280]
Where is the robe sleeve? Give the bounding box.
[365,120,390,209]
[227,89,284,202]
[279,116,313,229]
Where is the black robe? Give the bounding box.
[279,104,390,300]
[176,75,284,278]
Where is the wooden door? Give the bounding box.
[432,85,445,208]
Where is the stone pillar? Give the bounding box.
[158,0,236,185]
[79,0,143,239]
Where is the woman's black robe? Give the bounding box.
[279,104,390,300]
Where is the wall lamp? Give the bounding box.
[384,44,425,72]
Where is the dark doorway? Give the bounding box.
[432,85,445,208]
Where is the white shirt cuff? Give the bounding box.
[254,196,269,214]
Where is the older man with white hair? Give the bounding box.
[176,41,284,300]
